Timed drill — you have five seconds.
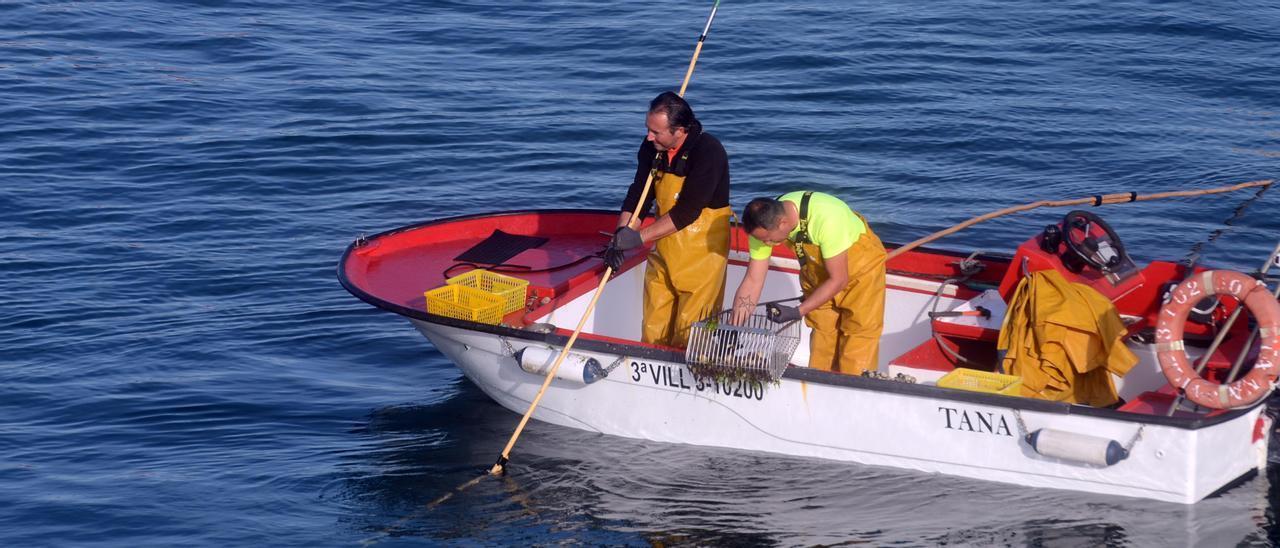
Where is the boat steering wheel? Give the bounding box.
[1062,210,1130,274]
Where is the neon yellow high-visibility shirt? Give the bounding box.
[748,191,866,261]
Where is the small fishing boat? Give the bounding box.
[338,202,1279,504]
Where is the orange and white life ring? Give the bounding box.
[1155,270,1280,409]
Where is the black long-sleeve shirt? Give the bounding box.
[621,128,730,230]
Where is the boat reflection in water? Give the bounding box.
[346,378,1277,545]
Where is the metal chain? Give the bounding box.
[1013,409,1029,438]
[1122,425,1145,453]
[1012,409,1144,453]
[603,355,627,375]
[499,336,517,358]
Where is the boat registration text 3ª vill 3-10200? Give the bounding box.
[629,360,767,401]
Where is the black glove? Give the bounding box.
[611,227,643,251]
[765,303,802,324]
[603,244,625,271]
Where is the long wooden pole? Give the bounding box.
[487,0,722,477]
[885,179,1273,261]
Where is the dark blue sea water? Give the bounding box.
[3,1,1278,545]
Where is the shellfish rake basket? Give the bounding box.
[684,310,801,383]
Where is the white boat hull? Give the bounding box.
[413,319,1268,504]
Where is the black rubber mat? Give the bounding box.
[453,229,548,265]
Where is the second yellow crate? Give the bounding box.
[937,368,1023,396]
[446,269,530,314]
[423,284,504,325]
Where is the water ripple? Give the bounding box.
[2,0,1278,545]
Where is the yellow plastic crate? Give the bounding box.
[446,269,530,314]
[937,368,1023,396]
[423,284,504,325]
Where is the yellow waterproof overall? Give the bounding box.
[642,170,731,348]
[790,216,886,374]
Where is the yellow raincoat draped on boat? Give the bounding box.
[997,269,1138,406]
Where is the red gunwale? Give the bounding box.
[342,209,1015,326]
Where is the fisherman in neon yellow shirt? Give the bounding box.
[731,192,887,374]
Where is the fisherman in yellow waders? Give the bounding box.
[731,192,886,374]
[604,92,731,348]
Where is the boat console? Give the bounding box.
[893,211,1146,375]
[888,209,1268,411]
[996,210,1145,304]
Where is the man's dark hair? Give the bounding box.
[649,91,701,133]
[743,198,786,234]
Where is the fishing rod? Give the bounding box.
[885,179,1274,261]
